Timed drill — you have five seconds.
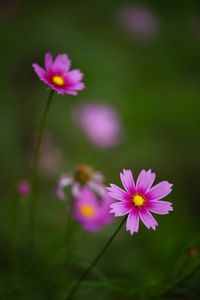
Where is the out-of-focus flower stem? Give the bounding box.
[64,217,126,300]
[12,194,20,246]
[29,90,54,252]
[158,261,200,299]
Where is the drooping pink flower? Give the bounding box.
[16,180,31,197]
[32,52,85,95]
[74,103,122,148]
[55,164,105,200]
[73,187,113,232]
[118,6,159,43]
[107,169,173,235]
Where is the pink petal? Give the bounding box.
[136,169,156,193]
[72,82,85,91]
[66,82,85,93]
[93,172,104,183]
[67,69,84,83]
[65,90,78,96]
[110,201,132,216]
[147,201,173,215]
[53,54,71,72]
[126,209,139,235]
[44,52,53,71]
[46,83,75,96]
[139,208,158,230]
[82,222,102,232]
[120,169,136,195]
[55,174,73,200]
[107,184,130,201]
[88,181,106,197]
[32,63,47,83]
[46,83,66,95]
[75,187,99,207]
[146,181,173,201]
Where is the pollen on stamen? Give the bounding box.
[132,194,145,207]
[52,75,65,86]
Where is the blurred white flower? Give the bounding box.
[55,164,106,201]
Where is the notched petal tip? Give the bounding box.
[32,63,48,84]
[109,209,118,217]
[120,169,136,195]
[122,168,131,173]
[136,169,156,193]
[139,208,158,230]
[106,184,130,201]
[126,209,139,235]
[53,53,71,71]
[129,229,135,235]
[146,179,173,201]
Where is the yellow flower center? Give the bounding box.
[52,75,65,86]
[132,194,145,207]
[80,204,96,218]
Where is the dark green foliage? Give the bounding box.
[0,0,200,299]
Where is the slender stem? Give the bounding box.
[12,194,20,246]
[65,217,126,300]
[29,90,54,251]
[33,90,54,178]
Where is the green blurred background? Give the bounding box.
[0,0,200,299]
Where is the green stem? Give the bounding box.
[29,90,54,251]
[12,194,20,246]
[65,217,126,300]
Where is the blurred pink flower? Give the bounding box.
[30,132,64,178]
[39,133,64,177]
[118,6,159,43]
[107,169,173,235]
[16,180,31,197]
[74,103,122,148]
[73,187,113,232]
[55,164,105,200]
[32,52,85,95]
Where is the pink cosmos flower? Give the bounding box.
[55,164,105,200]
[74,103,122,148]
[107,169,173,235]
[16,180,31,197]
[73,187,113,232]
[118,6,159,43]
[32,52,85,95]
